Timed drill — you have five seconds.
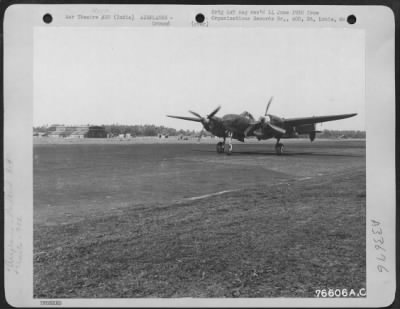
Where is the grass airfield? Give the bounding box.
[34,138,366,298]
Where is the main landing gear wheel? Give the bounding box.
[275,143,284,155]
[226,144,233,155]
[216,142,225,154]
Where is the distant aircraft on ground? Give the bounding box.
[167,97,357,155]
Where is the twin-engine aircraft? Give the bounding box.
[167,97,357,155]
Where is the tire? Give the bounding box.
[216,142,224,153]
[275,143,284,155]
[226,144,233,155]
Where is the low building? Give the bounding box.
[68,131,86,139]
[85,126,107,138]
[33,132,47,137]
[48,125,67,138]
[68,126,89,138]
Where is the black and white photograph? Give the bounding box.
[3,4,396,307]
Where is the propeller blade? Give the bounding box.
[267,122,286,135]
[189,110,203,119]
[265,96,274,116]
[244,120,262,137]
[166,115,202,122]
[208,106,221,118]
[244,125,255,137]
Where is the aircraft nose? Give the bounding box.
[222,117,234,127]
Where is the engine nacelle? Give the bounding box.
[279,126,296,138]
[309,131,316,142]
[296,124,315,134]
[232,132,245,142]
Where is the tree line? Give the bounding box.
[317,130,365,139]
[33,124,198,137]
[104,125,197,137]
[33,125,365,139]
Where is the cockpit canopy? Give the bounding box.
[240,111,255,120]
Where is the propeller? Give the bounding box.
[189,110,202,119]
[208,106,221,118]
[265,96,273,116]
[267,123,286,135]
[258,96,274,122]
[188,106,220,122]
[187,106,221,131]
[244,96,285,137]
[168,106,221,136]
[264,97,285,134]
[166,115,202,122]
[244,97,272,136]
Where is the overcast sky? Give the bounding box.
[34,27,365,130]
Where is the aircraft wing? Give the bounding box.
[283,113,357,126]
[166,115,202,122]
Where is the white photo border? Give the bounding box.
[3,4,396,307]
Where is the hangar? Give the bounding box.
[85,126,107,138]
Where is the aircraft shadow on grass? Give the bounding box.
[193,149,364,158]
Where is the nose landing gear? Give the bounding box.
[216,134,233,155]
[226,132,233,155]
[226,143,233,155]
[216,142,225,153]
